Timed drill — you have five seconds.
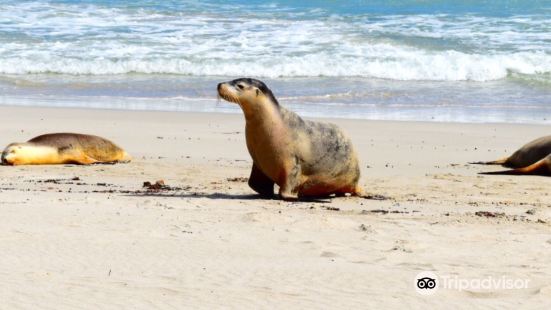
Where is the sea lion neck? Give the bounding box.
[240,96,281,124]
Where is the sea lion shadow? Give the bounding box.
[126,191,330,203]
[126,191,265,200]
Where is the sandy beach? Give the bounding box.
[0,105,549,308]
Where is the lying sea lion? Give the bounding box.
[471,135,551,176]
[1,133,131,165]
[217,78,361,200]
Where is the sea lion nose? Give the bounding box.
[217,83,223,92]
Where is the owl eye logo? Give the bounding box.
[417,277,436,289]
[415,272,439,295]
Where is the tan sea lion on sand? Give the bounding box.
[1,133,131,166]
[217,78,361,200]
[471,135,551,176]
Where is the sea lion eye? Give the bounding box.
[237,84,245,90]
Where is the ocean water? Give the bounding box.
[0,0,550,123]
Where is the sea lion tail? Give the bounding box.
[479,158,549,176]
[469,157,509,165]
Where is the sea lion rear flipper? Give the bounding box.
[479,158,550,176]
[469,157,509,165]
[248,164,274,197]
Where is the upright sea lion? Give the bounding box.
[217,78,361,200]
[471,135,551,176]
[1,133,131,166]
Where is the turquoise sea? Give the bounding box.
[0,0,550,123]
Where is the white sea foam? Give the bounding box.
[0,1,549,81]
[0,48,549,81]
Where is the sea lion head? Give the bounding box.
[1,143,56,165]
[2,143,25,165]
[217,78,279,115]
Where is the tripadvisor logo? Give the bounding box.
[415,272,530,295]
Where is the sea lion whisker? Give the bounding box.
[235,96,244,107]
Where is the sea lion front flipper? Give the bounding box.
[248,163,275,198]
[74,153,99,165]
[279,160,301,201]
[469,157,509,165]
[480,157,551,176]
[61,150,98,165]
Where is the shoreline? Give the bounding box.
[1,105,550,307]
[1,73,550,125]
[1,102,551,126]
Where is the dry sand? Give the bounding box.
[1,105,550,309]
